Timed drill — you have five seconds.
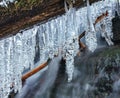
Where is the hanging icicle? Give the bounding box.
[63,8,79,82]
[13,34,23,93]
[85,0,97,52]
[0,39,6,98]
[64,0,76,12]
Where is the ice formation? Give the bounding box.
[0,0,15,7]
[64,0,76,12]
[94,0,115,46]
[0,0,117,97]
[85,0,97,52]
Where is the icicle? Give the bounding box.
[53,18,59,55]
[64,8,78,82]
[37,25,45,64]
[48,20,55,59]
[4,37,13,97]
[29,27,37,69]
[85,0,97,52]
[64,0,75,12]
[45,22,50,59]
[64,0,69,12]
[13,34,22,93]
[0,39,6,98]
[43,23,50,60]
[22,30,31,69]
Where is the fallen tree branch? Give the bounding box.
[22,58,51,81]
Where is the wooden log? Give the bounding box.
[22,59,51,81]
[78,31,86,51]
[79,40,86,51]
[79,31,86,39]
[94,10,108,26]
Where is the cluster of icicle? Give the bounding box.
[0,0,117,97]
[0,8,78,98]
[85,0,116,51]
[0,28,37,98]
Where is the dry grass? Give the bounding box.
[0,0,43,16]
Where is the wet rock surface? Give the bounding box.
[75,45,120,98]
[112,12,120,44]
[14,46,120,98]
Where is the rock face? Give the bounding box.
[74,46,120,98]
[14,46,120,98]
[112,12,120,44]
[0,0,99,39]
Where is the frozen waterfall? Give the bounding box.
[0,0,116,97]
